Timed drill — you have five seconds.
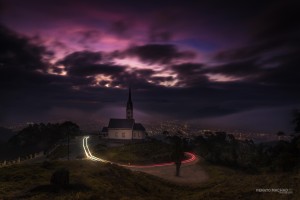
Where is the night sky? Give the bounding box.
[0,0,299,132]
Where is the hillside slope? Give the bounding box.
[0,160,299,200]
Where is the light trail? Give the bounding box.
[82,136,197,168]
[83,136,111,163]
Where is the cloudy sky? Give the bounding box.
[0,0,299,132]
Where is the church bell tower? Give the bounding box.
[126,87,133,119]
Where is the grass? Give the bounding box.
[191,162,300,200]
[0,159,299,199]
[0,160,187,200]
[47,145,69,160]
[92,141,175,165]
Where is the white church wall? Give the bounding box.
[108,129,133,139]
[133,130,146,139]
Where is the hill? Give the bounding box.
[0,127,15,142]
[0,122,81,161]
[92,140,176,165]
[0,160,299,200]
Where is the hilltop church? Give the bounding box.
[101,88,146,140]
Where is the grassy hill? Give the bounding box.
[92,140,176,165]
[0,122,81,161]
[0,160,299,200]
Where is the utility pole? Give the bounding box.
[67,127,70,161]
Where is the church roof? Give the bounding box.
[101,127,108,132]
[108,119,134,129]
[133,123,146,131]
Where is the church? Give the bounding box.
[101,88,146,140]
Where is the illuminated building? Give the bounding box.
[101,88,146,140]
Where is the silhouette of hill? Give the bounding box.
[0,160,299,199]
[0,126,15,142]
[0,122,81,160]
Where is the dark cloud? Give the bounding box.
[124,44,195,64]
[209,0,300,89]
[207,59,261,77]
[68,63,125,77]
[57,51,102,67]
[172,63,204,76]
[1,0,300,132]
[134,69,155,77]
[54,48,180,89]
[0,24,50,71]
[0,25,102,122]
[252,0,300,41]
[210,47,300,86]
[134,80,300,123]
[57,51,128,77]
[108,70,153,89]
[171,63,208,86]
[258,52,300,85]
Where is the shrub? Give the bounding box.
[50,168,69,187]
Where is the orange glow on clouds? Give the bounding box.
[206,73,243,82]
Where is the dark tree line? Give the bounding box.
[194,111,300,173]
[164,135,190,177]
[9,121,80,148]
[194,132,300,172]
[0,121,81,159]
[293,109,300,134]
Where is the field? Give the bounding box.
[91,140,176,165]
[47,145,69,160]
[0,160,299,200]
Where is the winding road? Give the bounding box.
[82,136,196,168]
[82,136,208,184]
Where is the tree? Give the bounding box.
[293,109,300,134]
[61,121,80,160]
[171,136,185,177]
[50,168,70,187]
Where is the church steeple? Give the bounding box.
[126,87,133,119]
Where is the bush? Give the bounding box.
[41,161,53,169]
[194,133,300,172]
[50,168,69,187]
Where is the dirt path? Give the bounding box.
[82,136,209,184]
[129,156,209,184]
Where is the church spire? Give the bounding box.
[128,87,132,102]
[126,87,133,119]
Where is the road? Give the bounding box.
[82,136,209,184]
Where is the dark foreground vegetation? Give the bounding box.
[194,133,300,173]
[194,109,300,173]
[0,121,81,160]
[0,160,298,200]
